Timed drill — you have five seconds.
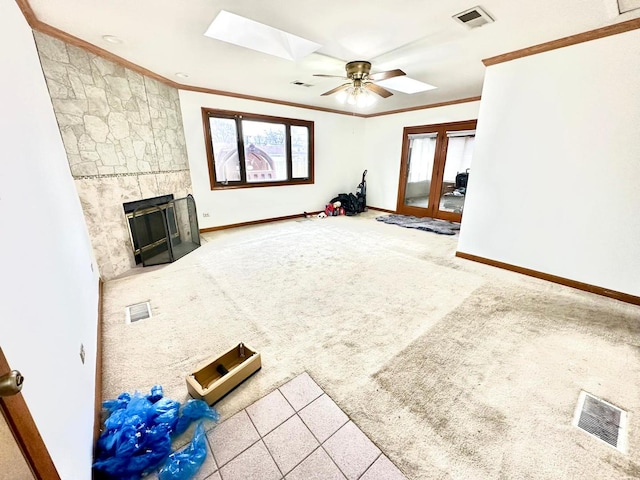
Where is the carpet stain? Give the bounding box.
[375,282,640,478]
[608,457,640,478]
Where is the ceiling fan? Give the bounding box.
[313,61,406,104]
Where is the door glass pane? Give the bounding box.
[209,117,240,182]
[242,120,287,182]
[439,131,475,214]
[291,126,309,179]
[0,412,35,480]
[403,133,437,208]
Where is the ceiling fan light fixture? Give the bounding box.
[336,89,350,104]
[337,85,376,108]
[357,89,376,108]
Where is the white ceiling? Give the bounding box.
[28,0,640,114]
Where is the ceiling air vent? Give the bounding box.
[291,81,314,87]
[453,6,495,28]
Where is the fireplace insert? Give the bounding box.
[123,194,200,267]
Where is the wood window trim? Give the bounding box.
[201,108,315,190]
[396,119,477,222]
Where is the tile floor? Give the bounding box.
[169,372,407,480]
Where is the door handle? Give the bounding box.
[0,370,23,397]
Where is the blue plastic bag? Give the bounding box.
[93,386,218,479]
[158,422,208,480]
[174,400,219,436]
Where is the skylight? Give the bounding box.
[204,10,321,61]
[376,76,437,94]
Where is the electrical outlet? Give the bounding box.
[80,344,85,364]
[203,212,210,217]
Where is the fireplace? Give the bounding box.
[123,194,200,267]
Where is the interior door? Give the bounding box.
[0,413,34,480]
[0,348,60,480]
[397,120,477,222]
[397,131,438,217]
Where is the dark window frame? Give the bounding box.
[202,108,315,190]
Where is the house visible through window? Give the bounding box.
[202,108,314,189]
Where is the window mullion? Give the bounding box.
[236,116,247,184]
[285,124,292,181]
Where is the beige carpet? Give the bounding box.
[101,212,640,479]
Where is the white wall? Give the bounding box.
[179,90,366,228]
[0,1,100,478]
[361,102,481,211]
[458,29,640,296]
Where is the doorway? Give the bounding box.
[396,120,477,223]
[0,348,60,480]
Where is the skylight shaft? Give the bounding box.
[204,10,321,61]
[376,76,436,94]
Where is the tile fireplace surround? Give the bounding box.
[33,31,193,280]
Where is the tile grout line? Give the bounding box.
[270,383,338,478]
[356,452,383,480]
[203,432,220,477]
[205,374,315,476]
[307,392,401,479]
[207,414,263,472]
[246,407,286,479]
[282,414,323,476]
[247,390,297,437]
[210,374,397,480]
[296,401,350,480]
[318,420,353,480]
[320,444,350,480]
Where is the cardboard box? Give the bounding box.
[186,343,261,405]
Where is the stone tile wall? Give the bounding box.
[34,32,193,279]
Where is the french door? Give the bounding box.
[396,120,477,223]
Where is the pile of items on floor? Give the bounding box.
[93,385,218,480]
[318,170,367,218]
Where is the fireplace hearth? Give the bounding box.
[123,194,200,267]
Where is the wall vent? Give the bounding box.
[573,391,627,452]
[453,6,495,28]
[126,301,152,323]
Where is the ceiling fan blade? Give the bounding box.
[321,83,351,96]
[365,83,393,98]
[368,69,406,81]
[313,74,349,79]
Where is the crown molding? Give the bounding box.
[15,0,37,28]
[18,0,482,119]
[33,21,183,88]
[483,16,640,66]
[360,96,482,118]
[18,1,640,117]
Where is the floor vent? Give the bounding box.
[573,391,627,452]
[126,302,152,323]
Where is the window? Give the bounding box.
[202,108,314,189]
